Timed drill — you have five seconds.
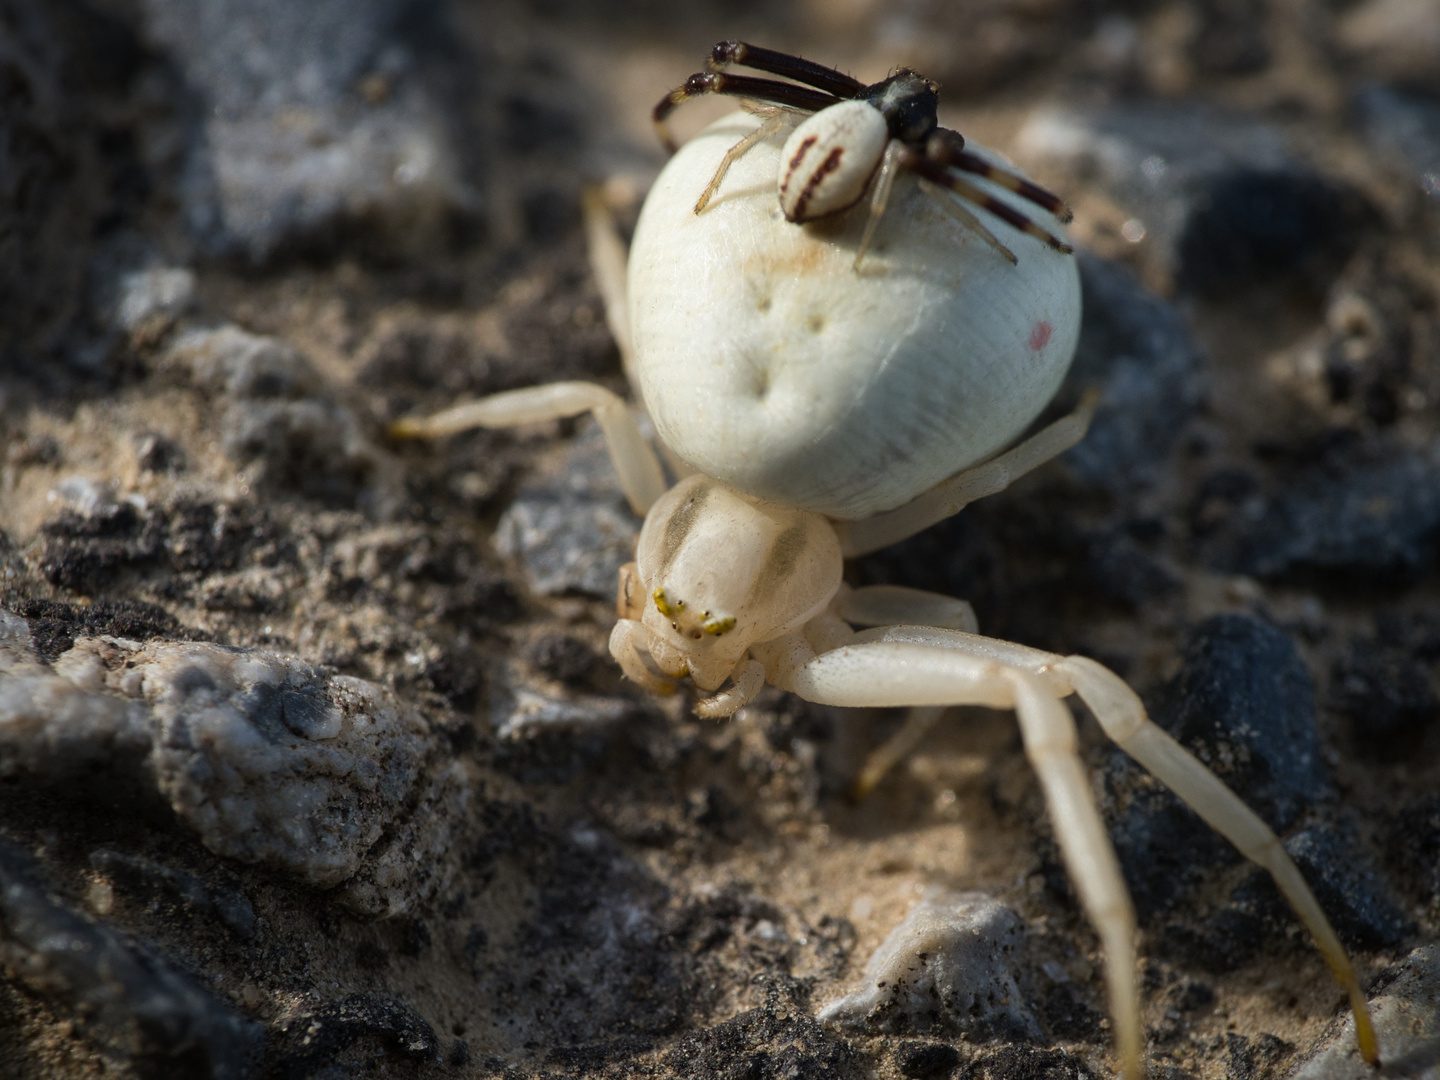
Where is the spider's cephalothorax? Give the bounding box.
[653,40,1074,263]
[858,69,939,143]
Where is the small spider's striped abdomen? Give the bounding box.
[778,100,888,222]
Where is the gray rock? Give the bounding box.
[1291,945,1440,1080]
[1059,254,1209,493]
[115,267,197,333]
[0,610,435,899]
[136,0,477,262]
[166,325,400,512]
[495,420,641,598]
[0,837,263,1080]
[1019,104,1369,296]
[818,890,1039,1041]
[1354,85,1440,205]
[489,675,637,739]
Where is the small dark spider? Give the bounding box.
[654,40,1074,265]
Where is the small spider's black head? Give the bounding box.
[861,69,939,144]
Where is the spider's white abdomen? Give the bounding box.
[628,110,1082,520]
[778,100,888,222]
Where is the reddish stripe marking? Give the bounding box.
[781,135,818,195]
[1029,320,1053,351]
[792,146,844,219]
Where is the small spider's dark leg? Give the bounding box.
[917,178,1018,265]
[927,132,1074,223]
[854,140,904,271]
[653,73,840,152]
[695,106,791,214]
[904,150,1074,255]
[707,40,865,99]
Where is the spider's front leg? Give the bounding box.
[388,381,666,516]
[753,629,1144,1080]
[801,625,1381,1071]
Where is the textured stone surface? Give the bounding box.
[136,0,478,262]
[1230,452,1440,585]
[0,609,435,897]
[1291,946,1440,1080]
[166,325,400,512]
[494,421,641,599]
[819,892,1039,1041]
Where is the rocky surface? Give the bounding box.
[819,890,1040,1041]
[1,2,1438,1080]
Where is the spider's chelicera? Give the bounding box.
[654,40,1075,264]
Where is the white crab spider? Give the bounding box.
[392,112,1379,1080]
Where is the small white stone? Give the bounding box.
[115,267,196,331]
[819,889,1039,1039]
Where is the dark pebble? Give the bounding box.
[896,1040,962,1080]
[1166,823,1410,971]
[1108,616,1331,920]
[970,1045,1097,1080]
[1230,453,1440,585]
[1159,616,1331,827]
[1329,634,1439,758]
[531,633,599,684]
[1058,254,1209,495]
[662,1002,858,1080]
[1283,826,1411,949]
[1225,1032,1294,1080]
[1174,168,1372,298]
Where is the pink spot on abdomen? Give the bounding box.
[1029,320,1053,351]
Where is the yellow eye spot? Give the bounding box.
[654,588,676,617]
[702,615,736,636]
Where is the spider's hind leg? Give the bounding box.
[904,149,1073,256]
[918,177,1017,264]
